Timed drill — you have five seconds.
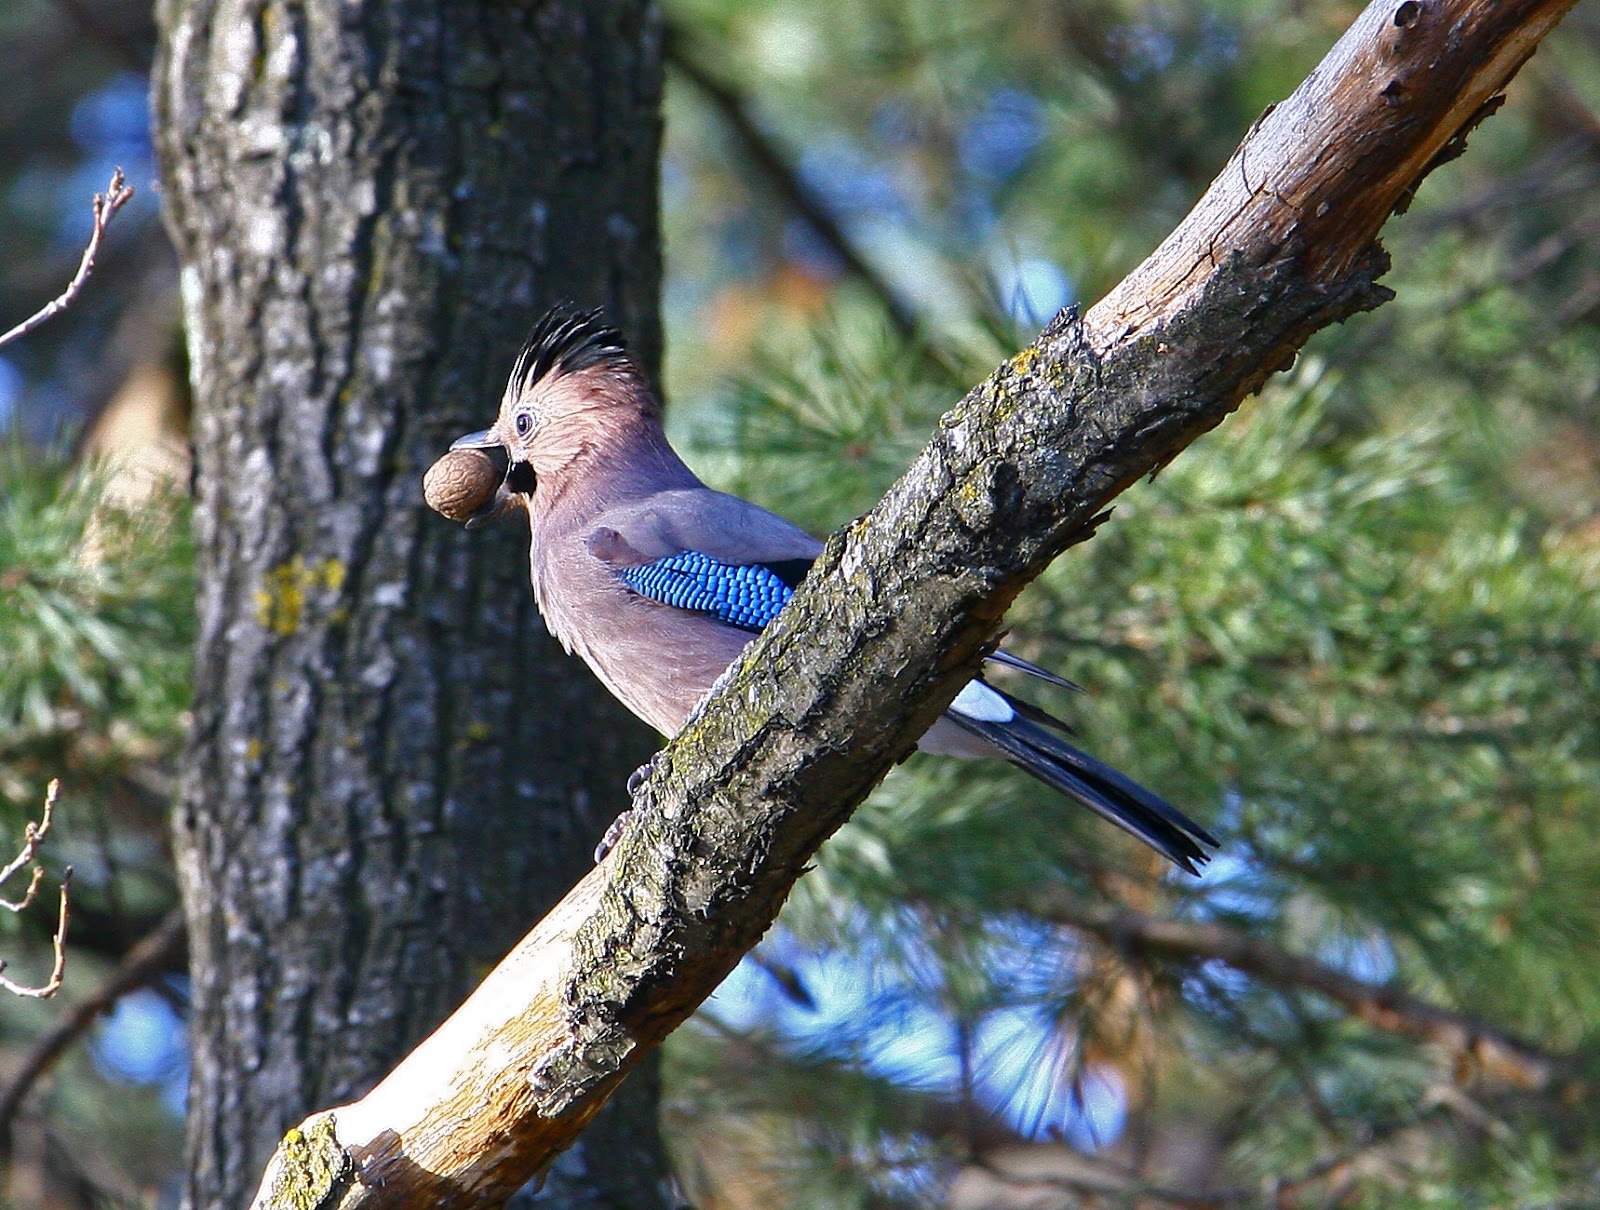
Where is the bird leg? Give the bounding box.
[593,751,667,862]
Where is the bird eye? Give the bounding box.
[515,412,532,437]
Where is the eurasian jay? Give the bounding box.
[450,306,1217,873]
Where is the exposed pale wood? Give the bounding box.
[248,1,1580,1205]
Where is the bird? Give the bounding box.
[448,304,1217,873]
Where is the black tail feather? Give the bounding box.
[1005,693,1079,737]
[984,647,1084,692]
[949,691,1217,874]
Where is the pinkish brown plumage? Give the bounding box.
[450,305,1217,872]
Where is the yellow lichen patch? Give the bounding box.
[1009,345,1040,378]
[255,561,306,635]
[254,556,349,635]
[254,1113,350,1209]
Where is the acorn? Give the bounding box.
[423,447,504,524]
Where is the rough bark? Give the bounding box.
[248,0,1579,1205]
[152,2,672,1207]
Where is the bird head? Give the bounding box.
[451,304,652,521]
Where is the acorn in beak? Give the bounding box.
[424,435,531,528]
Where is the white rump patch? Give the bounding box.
[950,680,1015,723]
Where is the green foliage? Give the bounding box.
[667,1016,954,1209]
[0,444,194,815]
[674,318,1600,1200]
[0,443,192,1202]
[659,0,1600,1180]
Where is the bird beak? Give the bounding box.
[450,428,502,451]
[464,482,520,530]
[452,439,535,530]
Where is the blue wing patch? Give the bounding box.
[618,550,795,632]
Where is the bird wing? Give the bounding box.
[584,488,822,632]
[590,488,824,563]
[612,550,795,633]
[586,489,1083,677]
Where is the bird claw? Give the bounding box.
[625,751,666,796]
[593,810,633,863]
[595,753,666,862]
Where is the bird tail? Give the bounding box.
[947,686,1217,875]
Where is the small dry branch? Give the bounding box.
[665,31,920,336]
[1035,890,1567,1093]
[0,781,72,1000]
[0,908,183,1137]
[0,169,135,353]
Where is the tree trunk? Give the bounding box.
[151,2,670,1206]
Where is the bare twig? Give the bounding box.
[0,169,135,352]
[0,781,60,902]
[0,872,72,1000]
[0,781,73,1000]
[0,908,185,1143]
[0,866,46,916]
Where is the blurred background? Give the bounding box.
[2,0,1599,1205]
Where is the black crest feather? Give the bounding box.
[510,304,630,396]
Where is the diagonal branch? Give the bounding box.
[957,1107,1437,1209]
[665,30,921,336]
[1031,889,1568,1093]
[248,1,1581,1205]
